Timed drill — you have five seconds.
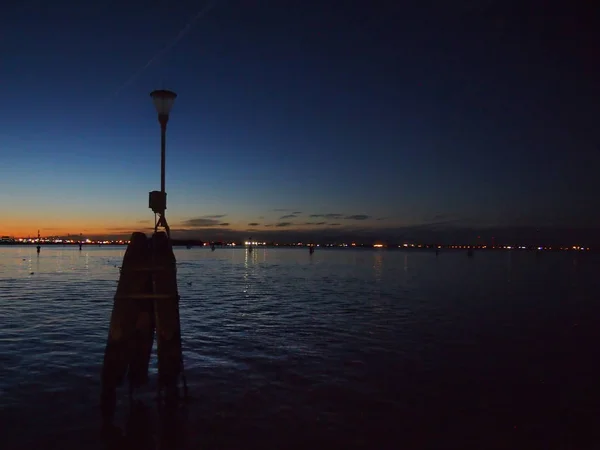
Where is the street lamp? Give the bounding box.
[149,89,177,237]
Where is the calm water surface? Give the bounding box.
[1,246,599,449]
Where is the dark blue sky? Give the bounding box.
[1,0,598,244]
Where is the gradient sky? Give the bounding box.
[1,1,598,244]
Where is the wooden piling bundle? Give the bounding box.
[100,231,185,419]
[151,232,185,396]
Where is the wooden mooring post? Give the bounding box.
[100,231,187,420]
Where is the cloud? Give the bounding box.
[430,213,453,222]
[329,223,341,226]
[203,214,227,219]
[280,214,298,219]
[276,222,292,227]
[292,211,302,215]
[310,213,343,219]
[219,222,230,226]
[169,226,232,238]
[419,217,466,229]
[264,224,273,227]
[344,214,370,220]
[248,222,260,226]
[180,218,222,227]
[272,208,290,212]
[303,222,327,226]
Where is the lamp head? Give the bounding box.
[150,89,177,116]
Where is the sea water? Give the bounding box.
[1,246,598,449]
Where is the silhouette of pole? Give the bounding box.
[160,121,166,194]
[149,88,188,401]
[149,89,177,238]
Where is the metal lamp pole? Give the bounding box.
[149,89,177,238]
[148,88,189,400]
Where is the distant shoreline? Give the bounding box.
[0,242,594,252]
[0,240,205,247]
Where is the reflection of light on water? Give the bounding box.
[373,252,383,284]
[244,249,254,290]
[242,249,263,295]
[56,251,64,273]
[371,252,385,312]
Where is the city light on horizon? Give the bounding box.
[0,234,593,252]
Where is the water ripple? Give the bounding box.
[1,247,600,448]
